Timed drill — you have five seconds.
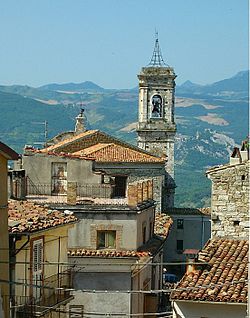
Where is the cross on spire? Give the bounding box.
[148,32,167,67]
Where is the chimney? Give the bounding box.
[183,249,199,274]
[230,147,241,165]
[240,139,249,162]
[75,108,86,133]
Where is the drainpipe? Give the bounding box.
[201,216,204,248]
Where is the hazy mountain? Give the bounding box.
[177,70,249,98]
[39,81,104,92]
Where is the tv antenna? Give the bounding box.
[31,121,48,148]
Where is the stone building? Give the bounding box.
[170,141,249,318]
[206,140,249,239]
[137,35,177,207]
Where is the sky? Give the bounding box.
[0,0,248,88]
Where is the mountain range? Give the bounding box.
[0,70,248,208]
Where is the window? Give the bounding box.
[97,231,116,249]
[233,220,240,226]
[32,238,44,299]
[112,176,127,198]
[151,94,163,118]
[177,219,184,229]
[176,240,183,253]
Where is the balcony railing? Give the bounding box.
[25,179,128,205]
[10,271,72,317]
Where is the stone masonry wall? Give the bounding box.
[207,161,249,239]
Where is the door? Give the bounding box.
[51,162,67,195]
[113,176,127,197]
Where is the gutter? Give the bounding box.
[172,299,247,306]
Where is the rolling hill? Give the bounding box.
[0,70,248,207]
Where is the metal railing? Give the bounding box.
[10,271,72,317]
[25,178,130,205]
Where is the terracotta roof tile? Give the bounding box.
[8,200,77,234]
[73,143,165,163]
[68,248,150,258]
[24,148,94,161]
[163,207,211,216]
[39,130,165,163]
[171,239,248,303]
[0,141,19,160]
[40,130,98,152]
[154,213,173,237]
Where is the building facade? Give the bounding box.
[171,141,249,318]
[0,142,19,318]
[137,36,177,207]
[163,208,211,276]
[206,142,249,239]
[17,128,169,212]
[8,200,77,318]
[64,180,171,317]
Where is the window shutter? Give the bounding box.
[33,239,43,274]
[32,239,43,300]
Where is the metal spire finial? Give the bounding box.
[148,32,167,67]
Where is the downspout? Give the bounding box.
[201,216,204,248]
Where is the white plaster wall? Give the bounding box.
[23,154,100,186]
[67,290,130,318]
[68,213,138,250]
[136,206,154,247]
[173,300,247,318]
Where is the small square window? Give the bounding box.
[97,231,116,249]
[177,219,184,229]
[233,220,240,226]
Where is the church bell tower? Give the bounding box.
[137,34,177,207]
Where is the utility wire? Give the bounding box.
[0,278,247,294]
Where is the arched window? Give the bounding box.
[151,94,162,118]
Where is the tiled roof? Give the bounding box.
[0,141,19,160]
[163,207,211,216]
[154,213,173,237]
[68,249,150,258]
[8,200,77,234]
[73,143,165,163]
[24,147,94,161]
[39,129,165,163]
[171,239,248,303]
[41,130,98,152]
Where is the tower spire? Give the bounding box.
[148,32,167,67]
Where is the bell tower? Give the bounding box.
[137,34,177,207]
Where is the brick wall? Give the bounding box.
[127,179,153,206]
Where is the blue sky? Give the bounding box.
[0,0,248,88]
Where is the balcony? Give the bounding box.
[25,180,128,205]
[11,271,72,317]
